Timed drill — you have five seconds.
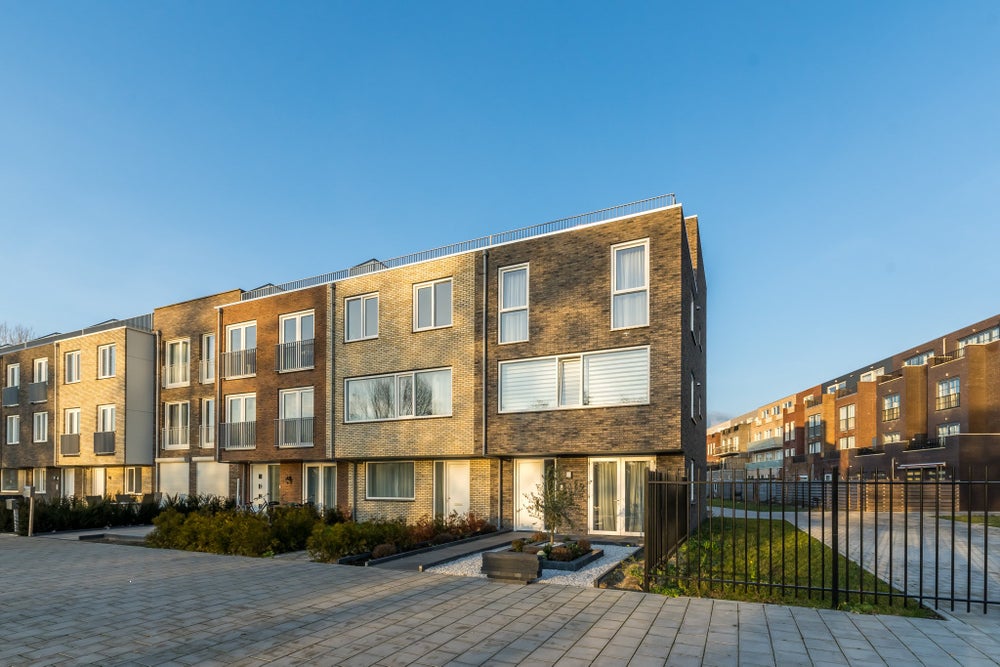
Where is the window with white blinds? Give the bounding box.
[499,347,649,413]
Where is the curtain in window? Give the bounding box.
[369,462,414,498]
[614,245,647,328]
[500,310,528,343]
[307,466,319,504]
[624,461,648,533]
[323,467,336,507]
[592,461,617,532]
[500,268,528,343]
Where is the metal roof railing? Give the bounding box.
[241,193,677,301]
[0,313,154,356]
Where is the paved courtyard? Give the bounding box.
[3,535,1000,666]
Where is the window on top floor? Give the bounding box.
[345,294,379,342]
[6,363,19,388]
[958,326,999,349]
[278,311,315,371]
[611,239,649,329]
[164,339,190,387]
[65,351,80,384]
[499,265,528,344]
[97,344,116,379]
[414,278,452,331]
[33,358,48,384]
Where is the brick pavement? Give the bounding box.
[2,535,1000,666]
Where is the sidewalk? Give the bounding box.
[2,534,999,666]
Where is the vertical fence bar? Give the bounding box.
[697,471,703,596]
[872,475,878,606]
[745,477,750,594]
[832,470,840,609]
[935,470,941,610]
[968,466,973,613]
[781,476,786,598]
[984,468,990,615]
[904,475,910,610]
[820,476,826,602]
[889,474,895,608]
[919,473,925,610]
[951,470,956,612]
[732,469,738,597]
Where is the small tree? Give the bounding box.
[524,466,584,546]
[0,322,34,346]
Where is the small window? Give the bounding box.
[611,239,649,329]
[413,278,452,331]
[163,402,191,448]
[1,469,19,492]
[32,468,47,494]
[6,415,19,444]
[838,435,856,450]
[33,358,48,383]
[97,404,116,433]
[33,412,48,443]
[345,294,379,342]
[366,461,415,500]
[124,467,142,495]
[64,408,81,435]
[164,339,190,387]
[65,351,81,384]
[499,265,528,344]
[202,398,215,446]
[6,363,19,388]
[98,344,116,379]
[201,333,216,383]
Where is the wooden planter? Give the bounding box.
[541,549,604,571]
[481,552,542,584]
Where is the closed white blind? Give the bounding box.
[500,358,557,412]
[584,348,649,406]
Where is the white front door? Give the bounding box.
[589,457,653,536]
[445,461,470,516]
[250,464,279,504]
[514,459,546,531]
[92,468,106,497]
[63,469,75,499]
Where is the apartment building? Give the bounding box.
[1,317,156,499]
[710,315,1000,484]
[2,194,707,535]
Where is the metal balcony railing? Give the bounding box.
[200,358,215,383]
[162,426,190,448]
[94,431,116,455]
[221,422,256,450]
[275,417,314,447]
[2,386,18,407]
[200,425,215,447]
[275,340,314,372]
[936,393,960,411]
[60,433,80,456]
[221,349,256,378]
[28,381,47,403]
[162,363,190,387]
[882,407,900,422]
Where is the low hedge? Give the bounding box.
[0,496,162,535]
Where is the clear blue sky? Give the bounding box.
[2,2,999,421]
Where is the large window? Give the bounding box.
[305,464,336,507]
[838,404,856,432]
[164,339,190,387]
[611,239,649,329]
[6,415,19,444]
[98,344,116,379]
[33,412,48,443]
[278,311,315,371]
[65,351,80,384]
[224,322,257,377]
[163,402,190,448]
[958,326,999,349]
[838,436,856,450]
[499,347,649,413]
[1,469,19,492]
[904,352,933,366]
[499,265,528,344]
[413,278,452,331]
[222,393,256,449]
[366,461,415,500]
[345,294,379,342]
[278,387,314,447]
[937,422,960,444]
[936,377,960,410]
[882,394,900,422]
[807,414,822,440]
[346,369,452,422]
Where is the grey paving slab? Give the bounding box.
[3,534,1000,666]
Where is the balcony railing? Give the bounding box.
[275,417,314,447]
[936,393,960,411]
[161,426,190,448]
[94,431,116,455]
[881,407,900,422]
[221,349,256,378]
[2,386,18,407]
[221,421,256,450]
[275,340,315,372]
[60,434,80,456]
[28,381,47,403]
[200,358,215,384]
[200,425,215,447]
[162,363,190,387]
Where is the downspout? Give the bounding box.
[154,330,161,494]
[52,343,59,491]
[352,461,357,521]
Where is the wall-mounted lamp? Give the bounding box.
[285,476,293,485]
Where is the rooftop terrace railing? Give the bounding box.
[0,313,154,356]
[241,194,677,301]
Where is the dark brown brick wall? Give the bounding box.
[1,343,56,469]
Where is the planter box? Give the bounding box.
[481,551,542,584]
[541,549,604,572]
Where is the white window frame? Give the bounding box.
[611,238,650,330]
[690,373,696,420]
[202,398,215,447]
[345,294,379,342]
[883,432,901,444]
[1,469,20,492]
[32,468,46,494]
[226,393,256,423]
[163,401,191,449]
[278,386,314,447]
[303,463,337,507]
[97,344,116,379]
[201,333,216,383]
[839,404,856,431]
[413,278,453,331]
[6,415,19,444]
[33,358,48,383]
[164,338,191,387]
[280,310,315,344]
[224,321,257,378]
[124,467,142,495]
[6,363,19,388]
[498,264,529,344]
[345,368,452,423]
[365,461,416,501]
[808,442,821,454]
[64,408,80,435]
[65,351,81,384]
[97,404,116,433]
[32,412,48,443]
[937,422,960,443]
[838,435,856,450]
[498,346,650,414]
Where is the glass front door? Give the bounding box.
[590,457,653,535]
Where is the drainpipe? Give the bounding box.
[352,461,358,521]
[53,342,59,490]
[154,330,161,493]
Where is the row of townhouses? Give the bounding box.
[708,314,1000,485]
[1,195,707,536]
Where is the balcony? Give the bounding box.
[200,425,215,448]
[94,431,116,455]
[275,417,314,448]
[936,393,960,411]
[221,421,256,450]
[276,340,314,372]
[221,349,256,378]
[60,434,80,456]
[162,363,190,388]
[200,358,215,384]
[882,407,900,422]
[161,426,190,449]
[28,381,47,403]
[748,436,783,453]
[2,386,18,407]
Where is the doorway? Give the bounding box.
[588,457,654,535]
[513,459,548,530]
[434,460,470,517]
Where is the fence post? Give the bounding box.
[831,470,840,609]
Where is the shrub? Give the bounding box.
[549,546,573,562]
[511,539,525,552]
[530,531,548,544]
[371,543,397,559]
[270,504,322,553]
[576,538,591,553]
[431,532,454,545]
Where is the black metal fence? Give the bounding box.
[645,470,1000,614]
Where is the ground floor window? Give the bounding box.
[32,468,46,494]
[1,468,19,492]
[305,464,336,507]
[125,467,142,494]
[589,457,654,535]
[366,461,414,500]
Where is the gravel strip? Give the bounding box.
[425,544,640,587]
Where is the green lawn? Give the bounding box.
[643,518,934,617]
[941,514,1000,528]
